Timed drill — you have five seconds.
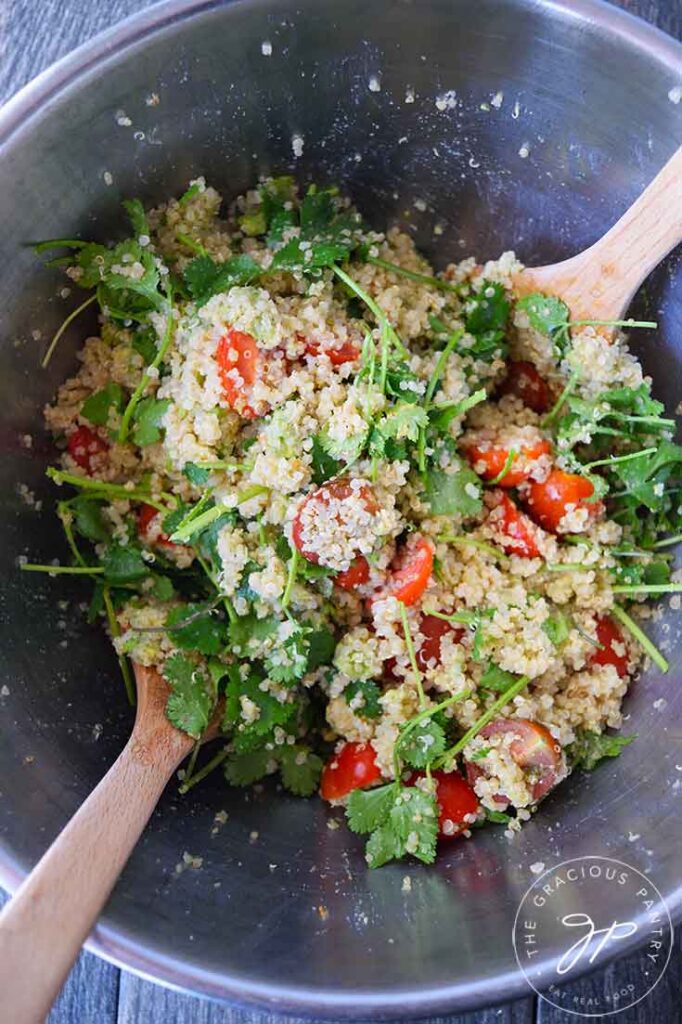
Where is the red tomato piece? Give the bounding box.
[320,742,381,802]
[474,718,562,803]
[499,361,551,414]
[137,503,176,550]
[67,425,108,473]
[588,616,629,679]
[372,534,434,607]
[304,337,360,366]
[416,614,465,672]
[334,555,370,591]
[491,492,541,558]
[410,770,479,839]
[216,328,261,419]
[525,469,603,533]
[292,479,379,565]
[465,438,551,488]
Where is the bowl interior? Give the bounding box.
[0,0,680,1014]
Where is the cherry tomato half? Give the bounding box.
[588,616,629,679]
[304,337,360,366]
[465,438,551,488]
[490,492,541,558]
[499,361,551,414]
[320,742,382,802]
[67,425,108,473]
[410,770,479,838]
[137,503,177,550]
[382,613,464,681]
[416,614,465,672]
[473,718,562,803]
[372,534,434,607]
[292,479,379,565]
[334,555,370,591]
[525,469,603,533]
[216,328,261,419]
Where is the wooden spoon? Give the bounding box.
[517,145,682,324]
[0,664,218,1024]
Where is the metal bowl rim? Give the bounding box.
[0,0,680,1013]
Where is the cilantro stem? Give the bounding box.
[399,602,425,707]
[118,287,175,443]
[541,370,580,429]
[41,293,97,369]
[175,232,208,257]
[425,331,465,406]
[424,608,486,626]
[178,746,229,794]
[365,255,460,293]
[545,563,593,572]
[47,467,170,512]
[332,264,409,358]
[610,604,669,673]
[183,740,202,783]
[393,690,471,780]
[568,317,657,333]
[437,675,530,763]
[650,534,682,549]
[438,535,510,565]
[102,585,136,704]
[236,484,270,504]
[582,447,658,472]
[19,563,104,574]
[487,448,517,485]
[170,504,227,544]
[612,583,682,595]
[31,238,89,254]
[57,502,86,567]
[281,547,300,610]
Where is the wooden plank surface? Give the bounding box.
[0,0,680,1022]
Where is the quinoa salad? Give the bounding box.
[28,178,681,867]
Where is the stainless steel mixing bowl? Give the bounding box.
[0,0,680,1015]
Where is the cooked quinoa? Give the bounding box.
[32,177,680,867]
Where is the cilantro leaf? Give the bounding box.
[423,457,482,517]
[70,496,109,542]
[310,434,342,484]
[163,653,215,739]
[388,786,439,865]
[378,402,429,443]
[183,462,211,486]
[279,744,324,796]
[102,543,149,585]
[365,821,402,868]
[228,613,278,658]
[131,396,170,446]
[346,784,397,833]
[149,575,175,601]
[132,328,158,364]
[183,253,262,306]
[463,281,510,359]
[398,719,446,769]
[225,748,273,786]
[542,610,572,647]
[166,603,227,655]
[81,383,125,427]
[269,186,364,274]
[123,198,150,239]
[479,664,520,692]
[307,628,337,671]
[569,729,636,771]
[264,621,311,684]
[319,426,368,463]
[344,679,382,719]
[222,669,298,751]
[516,293,569,337]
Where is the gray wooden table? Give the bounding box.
[1,0,680,1021]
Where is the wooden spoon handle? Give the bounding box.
[522,146,682,321]
[0,728,187,1024]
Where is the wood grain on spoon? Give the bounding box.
[0,664,216,1024]
[517,145,682,326]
